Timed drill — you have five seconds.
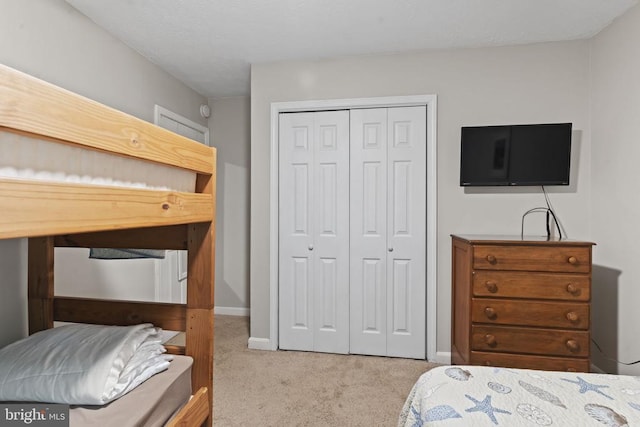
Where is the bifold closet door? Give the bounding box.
[350,106,426,359]
[278,110,350,354]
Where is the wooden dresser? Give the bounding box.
[451,234,594,372]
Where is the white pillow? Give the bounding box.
[0,323,172,405]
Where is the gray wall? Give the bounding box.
[250,41,592,355]
[0,0,208,347]
[590,4,640,375]
[210,96,251,313]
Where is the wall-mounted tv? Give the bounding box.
[460,123,572,186]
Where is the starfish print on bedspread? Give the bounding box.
[561,376,613,400]
[465,394,511,425]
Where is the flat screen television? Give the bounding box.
[460,123,572,186]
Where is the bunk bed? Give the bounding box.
[0,63,216,427]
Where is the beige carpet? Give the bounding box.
[213,315,440,426]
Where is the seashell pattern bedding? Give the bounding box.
[399,365,640,426]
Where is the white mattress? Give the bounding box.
[399,365,640,426]
[0,133,195,192]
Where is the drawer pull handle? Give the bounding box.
[484,307,497,319]
[567,367,577,372]
[567,256,578,265]
[485,281,498,293]
[566,283,579,295]
[486,255,497,264]
[485,334,497,347]
[566,311,580,323]
[566,339,580,352]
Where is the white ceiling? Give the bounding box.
[66,0,637,99]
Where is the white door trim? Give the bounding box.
[268,95,438,361]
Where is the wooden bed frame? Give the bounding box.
[0,64,216,426]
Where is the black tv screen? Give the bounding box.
[460,123,572,186]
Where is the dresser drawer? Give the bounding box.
[471,298,589,329]
[471,325,589,357]
[473,271,590,301]
[470,351,590,372]
[473,245,591,273]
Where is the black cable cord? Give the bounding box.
[591,338,640,366]
[541,185,563,239]
[546,208,562,239]
[545,210,551,236]
[521,206,563,239]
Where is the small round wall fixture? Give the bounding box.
[200,104,211,118]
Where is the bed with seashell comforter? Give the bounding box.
[398,365,640,426]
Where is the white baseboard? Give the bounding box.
[248,337,275,351]
[247,340,451,358]
[214,306,249,316]
[433,351,452,365]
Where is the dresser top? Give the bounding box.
[451,234,595,246]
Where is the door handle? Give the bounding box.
[308,244,314,251]
[388,247,394,252]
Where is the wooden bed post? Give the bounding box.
[187,158,216,426]
[27,236,55,334]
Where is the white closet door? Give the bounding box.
[386,106,426,358]
[313,111,350,353]
[350,106,426,358]
[279,111,349,353]
[349,108,389,356]
[279,112,314,351]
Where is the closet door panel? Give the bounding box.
[386,106,426,359]
[292,257,312,328]
[313,111,350,354]
[350,108,388,356]
[391,258,411,332]
[279,112,315,351]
